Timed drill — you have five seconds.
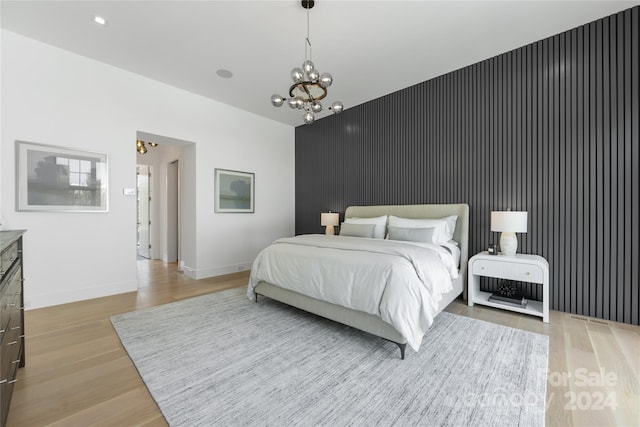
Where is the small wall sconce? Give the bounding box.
[321,212,339,235]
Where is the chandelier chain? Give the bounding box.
[305,4,312,63]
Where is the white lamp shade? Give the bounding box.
[321,212,339,227]
[491,211,528,233]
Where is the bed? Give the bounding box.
[248,204,469,359]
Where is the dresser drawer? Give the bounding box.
[1,311,22,382]
[0,241,19,278]
[0,266,21,333]
[0,335,20,423]
[472,259,544,283]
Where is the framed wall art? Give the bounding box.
[214,168,254,213]
[16,140,108,212]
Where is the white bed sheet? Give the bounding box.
[248,234,458,351]
[396,240,461,268]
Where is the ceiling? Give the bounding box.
[2,1,638,127]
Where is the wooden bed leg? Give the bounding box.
[396,343,406,360]
[255,294,258,303]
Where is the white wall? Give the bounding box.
[1,30,295,308]
[0,28,3,229]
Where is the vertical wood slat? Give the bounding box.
[294,6,640,326]
[630,7,639,325]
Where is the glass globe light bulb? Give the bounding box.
[291,67,304,83]
[303,111,315,124]
[271,94,285,107]
[308,69,319,81]
[302,60,315,74]
[320,73,333,88]
[331,101,344,114]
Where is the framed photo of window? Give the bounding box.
[15,140,108,212]
[214,168,254,213]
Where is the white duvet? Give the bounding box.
[247,234,458,352]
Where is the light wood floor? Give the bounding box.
[7,260,640,426]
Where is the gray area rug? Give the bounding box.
[111,287,548,426]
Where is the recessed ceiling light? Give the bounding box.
[94,16,107,25]
[216,69,233,79]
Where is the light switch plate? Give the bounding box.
[123,188,136,196]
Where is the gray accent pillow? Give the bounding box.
[388,226,436,243]
[344,215,387,239]
[339,223,376,238]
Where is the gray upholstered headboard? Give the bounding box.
[345,204,470,300]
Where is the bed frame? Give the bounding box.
[254,203,470,359]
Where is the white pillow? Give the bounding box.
[442,215,458,239]
[344,215,387,239]
[388,215,458,243]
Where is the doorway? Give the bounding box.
[137,164,151,259]
[135,131,194,285]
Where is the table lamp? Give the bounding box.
[491,211,528,256]
[321,212,339,235]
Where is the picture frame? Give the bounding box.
[214,168,254,213]
[16,140,109,212]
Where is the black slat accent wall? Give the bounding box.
[295,7,640,325]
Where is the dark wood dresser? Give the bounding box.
[0,231,25,426]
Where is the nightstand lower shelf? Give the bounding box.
[471,291,544,319]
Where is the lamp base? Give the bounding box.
[499,231,518,256]
[325,225,336,235]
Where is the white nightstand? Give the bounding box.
[468,251,549,322]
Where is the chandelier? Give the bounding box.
[270,0,343,125]
[136,140,158,154]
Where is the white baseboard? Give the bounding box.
[26,279,137,310]
[183,261,252,280]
